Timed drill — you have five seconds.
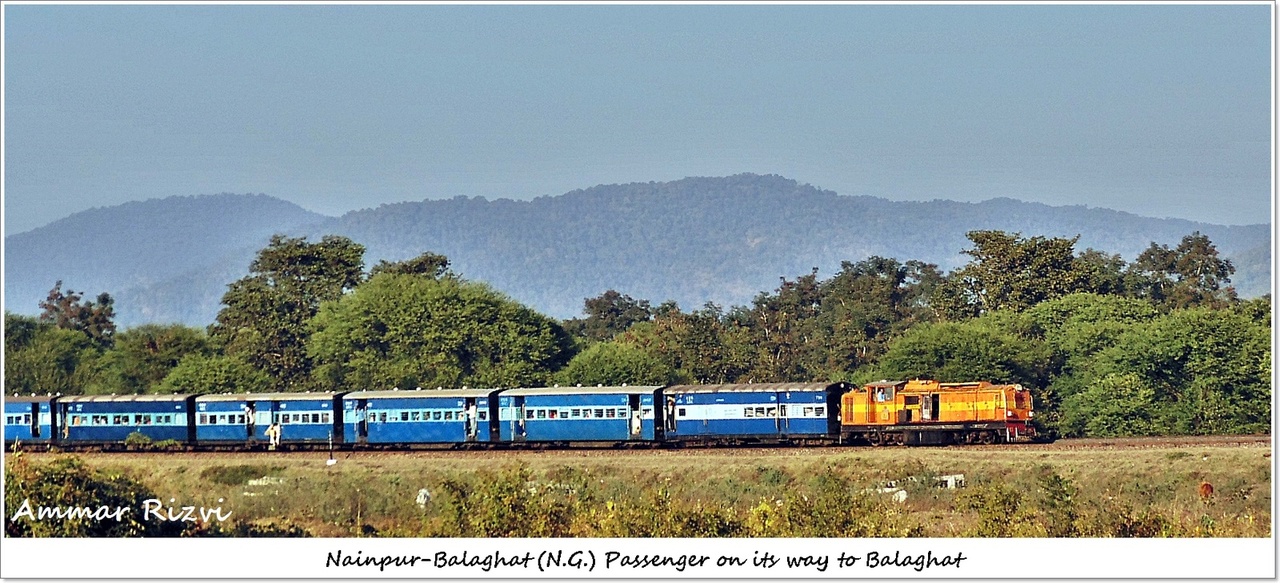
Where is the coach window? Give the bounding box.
[322,413,331,424]
[815,406,825,417]
[536,409,546,419]
[548,410,558,419]
[744,408,754,418]
[238,414,246,424]
[199,414,208,424]
[677,408,687,417]
[525,409,535,419]
[755,407,766,417]
[378,412,387,423]
[410,411,420,421]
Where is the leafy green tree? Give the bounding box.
[4,326,101,396]
[5,312,47,354]
[90,325,212,394]
[154,354,272,395]
[933,231,1089,319]
[555,341,678,387]
[563,290,654,341]
[1128,232,1237,310]
[308,274,575,391]
[1059,373,1160,437]
[369,251,452,279]
[743,269,825,381]
[1073,248,1132,297]
[621,303,754,384]
[210,235,365,391]
[38,281,117,348]
[871,317,1049,389]
[1083,308,1270,435]
[811,258,941,378]
[1023,294,1159,401]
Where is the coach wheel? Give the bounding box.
[979,431,995,445]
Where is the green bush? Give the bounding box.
[4,454,192,537]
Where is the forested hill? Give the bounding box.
[4,174,1270,327]
[4,194,330,326]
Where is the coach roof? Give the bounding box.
[58,394,194,403]
[664,382,848,394]
[346,388,501,399]
[195,392,347,402]
[501,385,663,397]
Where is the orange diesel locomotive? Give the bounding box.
[840,380,1036,445]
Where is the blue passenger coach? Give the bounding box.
[196,392,345,444]
[58,395,195,444]
[662,383,846,443]
[4,395,57,444]
[342,388,500,445]
[498,386,663,443]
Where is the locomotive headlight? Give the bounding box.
[1006,410,1013,417]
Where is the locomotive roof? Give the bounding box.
[195,392,347,402]
[58,394,194,403]
[863,381,908,388]
[664,382,848,394]
[501,385,663,396]
[346,388,501,399]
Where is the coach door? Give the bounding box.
[627,395,642,440]
[512,396,527,441]
[355,400,370,443]
[244,403,256,440]
[777,405,788,436]
[27,403,40,438]
[463,397,479,441]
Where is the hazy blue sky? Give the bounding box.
[3,4,1272,234]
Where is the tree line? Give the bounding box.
[5,230,1270,438]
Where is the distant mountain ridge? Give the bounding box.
[4,175,1270,328]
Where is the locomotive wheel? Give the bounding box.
[979,431,995,445]
[869,432,883,446]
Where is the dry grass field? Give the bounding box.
[10,438,1272,537]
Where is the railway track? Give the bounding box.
[18,433,1269,459]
